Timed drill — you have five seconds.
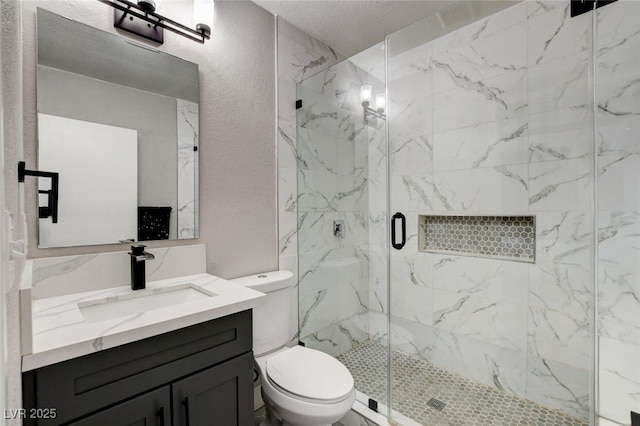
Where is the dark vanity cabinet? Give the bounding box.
[23,310,254,426]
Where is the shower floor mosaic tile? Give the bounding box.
[336,341,588,426]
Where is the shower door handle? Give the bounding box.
[391,212,406,250]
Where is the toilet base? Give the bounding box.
[261,388,339,426]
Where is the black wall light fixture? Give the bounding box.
[97,0,213,44]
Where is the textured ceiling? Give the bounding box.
[251,1,455,57]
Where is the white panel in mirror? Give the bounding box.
[38,114,138,248]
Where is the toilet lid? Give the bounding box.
[266,346,354,401]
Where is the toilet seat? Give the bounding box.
[265,346,354,403]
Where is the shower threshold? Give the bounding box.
[336,341,588,426]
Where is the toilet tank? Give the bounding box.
[231,271,294,357]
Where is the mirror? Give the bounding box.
[36,8,199,248]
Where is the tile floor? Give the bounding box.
[253,405,344,425]
[336,341,589,426]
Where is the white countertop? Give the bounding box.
[22,272,265,372]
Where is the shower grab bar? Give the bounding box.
[391,212,406,250]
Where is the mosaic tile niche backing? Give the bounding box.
[419,215,535,262]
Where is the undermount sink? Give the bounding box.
[78,283,217,322]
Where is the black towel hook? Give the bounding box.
[18,161,59,223]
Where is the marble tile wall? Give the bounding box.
[386,1,594,420]
[276,18,345,345]
[27,244,207,299]
[366,116,389,344]
[595,1,640,424]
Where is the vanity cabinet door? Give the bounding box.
[172,352,253,426]
[69,386,170,426]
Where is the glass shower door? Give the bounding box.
[295,1,599,423]
[386,1,595,425]
[594,1,640,424]
[295,45,390,412]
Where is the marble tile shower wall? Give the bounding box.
[595,1,640,424]
[276,18,345,345]
[387,1,593,420]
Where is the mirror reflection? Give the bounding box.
[36,8,199,248]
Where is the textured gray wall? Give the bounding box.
[2,0,26,420]
[21,1,277,278]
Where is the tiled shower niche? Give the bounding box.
[419,215,535,263]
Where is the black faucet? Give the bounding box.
[128,245,155,290]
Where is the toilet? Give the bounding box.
[231,271,356,426]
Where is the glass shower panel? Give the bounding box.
[386,1,595,425]
[296,44,390,411]
[595,1,640,424]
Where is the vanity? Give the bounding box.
[20,245,265,426]
[23,311,253,426]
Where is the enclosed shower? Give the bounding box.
[290,0,639,425]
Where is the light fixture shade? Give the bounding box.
[193,0,214,36]
[361,84,372,106]
[375,92,386,112]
